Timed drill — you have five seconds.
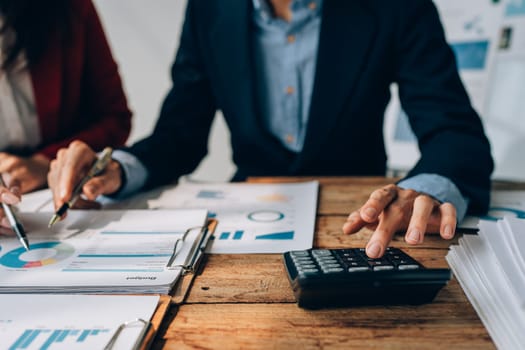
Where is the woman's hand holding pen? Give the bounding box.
[48,141,124,219]
[0,152,50,194]
[0,174,21,235]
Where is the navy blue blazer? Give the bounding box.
[126,0,493,214]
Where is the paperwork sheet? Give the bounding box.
[446,217,525,349]
[0,294,159,350]
[0,209,208,294]
[149,181,319,253]
[460,190,525,229]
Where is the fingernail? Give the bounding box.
[407,229,421,243]
[364,207,376,220]
[367,242,382,258]
[443,225,453,239]
[342,221,353,234]
[1,192,20,205]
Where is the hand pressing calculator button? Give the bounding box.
[283,247,451,309]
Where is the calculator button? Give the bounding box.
[320,263,342,269]
[291,251,309,257]
[348,266,369,272]
[315,257,338,264]
[298,264,317,269]
[292,256,312,261]
[323,268,344,273]
[312,250,332,257]
[398,264,420,270]
[298,268,319,275]
[373,265,394,271]
[292,257,314,263]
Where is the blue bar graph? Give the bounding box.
[255,231,294,240]
[41,330,61,350]
[9,328,110,349]
[218,231,244,240]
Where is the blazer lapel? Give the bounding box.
[209,0,293,164]
[296,0,377,168]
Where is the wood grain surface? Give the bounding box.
[149,177,520,349]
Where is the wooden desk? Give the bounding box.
[151,177,513,349]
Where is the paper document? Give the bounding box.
[446,217,525,349]
[0,294,159,350]
[0,209,208,294]
[149,181,319,253]
[460,190,525,229]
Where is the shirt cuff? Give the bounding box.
[397,173,469,222]
[109,150,149,199]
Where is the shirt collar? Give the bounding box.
[252,0,322,21]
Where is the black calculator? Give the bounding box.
[283,247,451,309]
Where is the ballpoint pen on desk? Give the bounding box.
[48,147,113,227]
[0,176,29,250]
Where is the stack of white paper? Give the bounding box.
[0,209,208,294]
[446,217,525,349]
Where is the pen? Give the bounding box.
[48,147,113,227]
[0,176,29,250]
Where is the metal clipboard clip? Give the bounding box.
[104,318,151,350]
[165,219,217,274]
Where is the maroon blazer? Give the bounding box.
[29,0,131,159]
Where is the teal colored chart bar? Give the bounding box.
[233,231,244,240]
[255,231,294,240]
[77,254,171,258]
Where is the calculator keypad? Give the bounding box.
[290,248,421,275]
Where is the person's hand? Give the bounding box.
[0,152,50,194]
[48,140,124,218]
[0,174,21,235]
[342,184,457,258]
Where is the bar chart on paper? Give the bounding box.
[149,181,319,253]
[0,294,159,350]
[8,328,111,350]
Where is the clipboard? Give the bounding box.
[105,219,217,348]
[170,219,217,304]
[103,294,171,350]
[139,294,171,350]
[0,294,170,350]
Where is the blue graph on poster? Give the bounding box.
[506,0,525,17]
[450,40,489,70]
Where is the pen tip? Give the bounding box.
[21,239,30,251]
[48,215,60,228]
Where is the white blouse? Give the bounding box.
[0,19,41,153]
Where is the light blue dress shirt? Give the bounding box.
[252,0,321,151]
[113,0,469,221]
